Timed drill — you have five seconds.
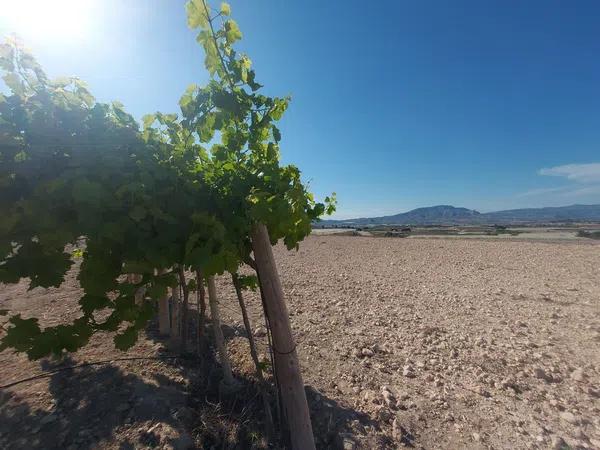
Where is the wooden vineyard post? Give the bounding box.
[207,275,235,387]
[158,295,171,336]
[170,282,181,350]
[127,273,145,305]
[179,267,189,353]
[195,270,207,354]
[158,269,170,336]
[251,223,315,450]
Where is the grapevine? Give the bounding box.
[0,2,333,447]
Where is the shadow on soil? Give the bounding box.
[0,316,385,449]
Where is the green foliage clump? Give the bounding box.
[0,1,335,359]
[577,230,600,240]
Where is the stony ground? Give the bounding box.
[1,235,599,449]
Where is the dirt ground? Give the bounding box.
[1,235,599,449]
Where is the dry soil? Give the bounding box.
[1,235,599,449]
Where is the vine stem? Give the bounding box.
[207,275,235,385]
[254,265,283,434]
[231,272,275,441]
[202,0,236,91]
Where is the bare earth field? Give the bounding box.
[1,235,600,449]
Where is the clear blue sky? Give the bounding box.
[2,0,599,219]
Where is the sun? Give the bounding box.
[1,0,95,43]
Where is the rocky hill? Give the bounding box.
[318,204,600,226]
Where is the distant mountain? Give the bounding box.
[317,204,600,226]
[332,205,481,226]
[482,204,600,222]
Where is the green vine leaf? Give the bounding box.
[186,0,209,29]
[224,20,242,45]
[220,2,231,16]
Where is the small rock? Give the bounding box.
[570,368,585,382]
[139,427,161,447]
[550,436,568,450]
[253,326,267,337]
[361,348,374,357]
[336,433,357,450]
[500,377,518,391]
[572,428,587,440]
[586,387,600,400]
[362,390,378,404]
[559,411,578,425]
[375,406,393,422]
[382,390,396,408]
[402,365,415,378]
[392,418,403,442]
[472,432,482,442]
[533,367,552,382]
[475,386,491,398]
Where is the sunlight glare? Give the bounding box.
[2,0,95,43]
